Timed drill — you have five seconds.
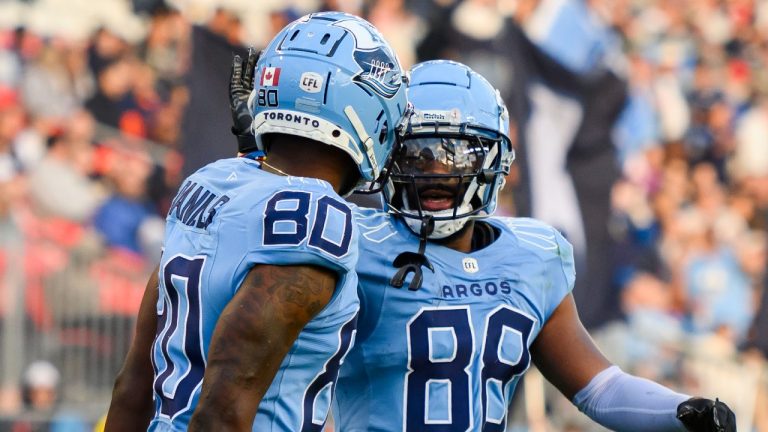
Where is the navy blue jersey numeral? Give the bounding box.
[264,191,353,257]
[405,306,535,431]
[309,196,353,257]
[153,255,206,419]
[264,191,311,245]
[301,314,358,431]
[406,308,473,431]
[481,307,534,431]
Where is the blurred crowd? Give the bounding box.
[0,0,766,430]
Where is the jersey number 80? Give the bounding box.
[263,190,353,258]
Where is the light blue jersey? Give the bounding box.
[148,157,359,432]
[334,208,574,431]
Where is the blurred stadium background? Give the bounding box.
[0,0,766,430]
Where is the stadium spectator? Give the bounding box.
[27,110,104,223]
[0,90,24,179]
[93,143,159,255]
[84,57,137,133]
[20,41,94,122]
[22,361,59,413]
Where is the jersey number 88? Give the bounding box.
[406,305,535,432]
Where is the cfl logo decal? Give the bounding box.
[462,257,479,274]
[300,72,324,94]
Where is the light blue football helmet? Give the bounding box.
[249,12,407,194]
[382,60,515,238]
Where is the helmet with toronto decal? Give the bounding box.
[381,60,515,239]
[249,12,407,195]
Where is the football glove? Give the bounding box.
[230,47,259,154]
[677,397,736,432]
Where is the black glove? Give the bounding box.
[230,47,259,154]
[677,397,736,432]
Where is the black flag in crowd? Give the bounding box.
[181,25,248,177]
[418,4,628,329]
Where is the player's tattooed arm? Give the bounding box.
[105,266,160,432]
[189,263,337,431]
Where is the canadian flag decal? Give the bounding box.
[260,67,281,86]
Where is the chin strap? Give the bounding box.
[390,216,435,291]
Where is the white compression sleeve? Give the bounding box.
[572,365,690,432]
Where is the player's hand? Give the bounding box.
[677,397,736,432]
[230,47,259,153]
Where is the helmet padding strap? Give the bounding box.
[344,105,380,179]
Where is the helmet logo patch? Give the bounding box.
[353,50,401,99]
[462,257,479,273]
[299,72,324,93]
[333,18,402,99]
[260,67,281,87]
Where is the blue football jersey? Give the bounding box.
[148,157,359,432]
[333,208,575,431]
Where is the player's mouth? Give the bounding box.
[417,186,456,212]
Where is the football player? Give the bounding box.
[227,52,735,432]
[105,12,406,431]
[331,60,735,432]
